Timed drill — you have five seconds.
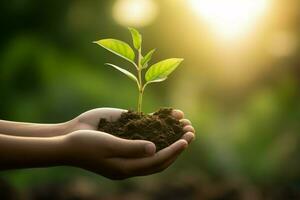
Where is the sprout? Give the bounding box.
[94,28,183,113]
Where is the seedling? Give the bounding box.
[94,28,183,113]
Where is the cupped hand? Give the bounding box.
[72,108,196,144]
[65,130,189,180]
[66,108,196,179]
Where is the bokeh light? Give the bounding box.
[188,0,270,40]
[112,0,158,27]
[268,31,299,58]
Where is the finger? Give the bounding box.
[138,140,188,176]
[121,139,188,176]
[106,143,185,179]
[180,119,192,126]
[152,147,183,174]
[181,132,195,144]
[135,139,188,176]
[171,109,184,120]
[183,125,195,133]
[108,137,156,158]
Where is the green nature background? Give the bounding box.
[0,0,299,199]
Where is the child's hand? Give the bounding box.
[72,108,196,144]
[65,130,188,180]
[0,108,195,179]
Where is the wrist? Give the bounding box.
[49,135,70,166]
[61,131,81,167]
[60,118,78,135]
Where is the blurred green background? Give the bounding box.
[0,0,299,199]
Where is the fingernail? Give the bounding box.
[145,143,156,156]
[179,140,188,150]
[172,109,184,119]
[189,132,196,142]
[188,135,194,143]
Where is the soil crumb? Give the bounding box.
[98,108,184,151]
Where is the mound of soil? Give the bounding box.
[98,108,184,151]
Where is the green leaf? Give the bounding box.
[94,39,135,63]
[145,58,184,83]
[141,49,156,69]
[105,63,139,85]
[128,27,142,50]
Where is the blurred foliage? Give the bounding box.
[0,0,300,199]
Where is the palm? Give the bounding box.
[76,108,126,131]
[74,108,195,145]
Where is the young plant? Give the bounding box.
[94,28,183,113]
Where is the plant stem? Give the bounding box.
[137,86,143,113]
[137,49,143,114]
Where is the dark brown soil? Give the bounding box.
[98,108,185,151]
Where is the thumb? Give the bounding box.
[108,137,156,158]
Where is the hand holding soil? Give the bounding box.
[0,108,194,180]
[67,108,195,179]
[73,107,195,147]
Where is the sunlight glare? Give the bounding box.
[113,0,158,27]
[188,0,269,39]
